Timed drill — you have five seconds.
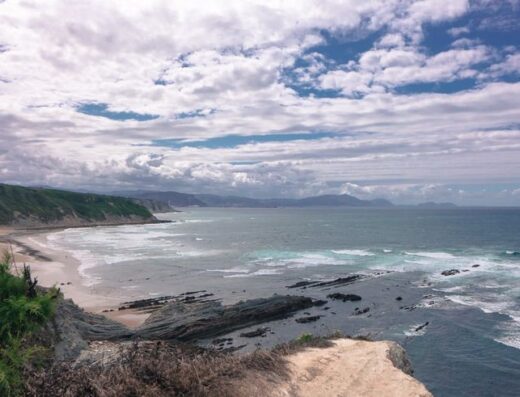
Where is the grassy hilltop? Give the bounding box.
[0,183,153,226]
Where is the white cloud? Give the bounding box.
[448,26,471,37]
[0,0,518,205]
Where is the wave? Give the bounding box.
[223,268,284,278]
[253,251,351,269]
[404,251,456,259]
[207,267,250,274]
[331,249,375,256]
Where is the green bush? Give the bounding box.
[0,253,57,396]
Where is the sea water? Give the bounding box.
[46,207,520,396]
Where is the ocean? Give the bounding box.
[45,207,520,396]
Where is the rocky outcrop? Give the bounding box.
[45,295,316,360]
[136,295,315,341]
[42,299,132,361]
[275,339,432,397]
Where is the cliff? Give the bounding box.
[0,183,157,227]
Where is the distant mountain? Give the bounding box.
[115,190,206,207]
[116,191,394,208]
[415,202,458,209]
[0,184,156,227]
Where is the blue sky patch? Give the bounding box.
[77,103,159,121]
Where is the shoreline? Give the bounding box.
[0,226,150,328]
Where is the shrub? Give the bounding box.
[0,252,57,396]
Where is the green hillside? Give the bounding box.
[0,184,153,226]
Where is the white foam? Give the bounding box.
[332,249,375,256]
[447,294,515,316]
[405,251,456,259]
[383,249,393,253]
[224,268,284,277]
[251,268,284,276]
[495,321,520,349]
[207,267,250,274]
[285,253,349,269]
[252,252,350,269]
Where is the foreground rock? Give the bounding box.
[41,299,132,361]
[273,339,432,397]
[136,295,315,341]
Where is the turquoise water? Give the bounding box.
[46,207,520,396]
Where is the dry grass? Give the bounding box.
[24,341,289,397]
[24,332,372,396]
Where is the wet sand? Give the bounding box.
[0,227,149,328]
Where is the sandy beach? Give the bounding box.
[0,226,149,328]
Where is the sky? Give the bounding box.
[0,0,519,205]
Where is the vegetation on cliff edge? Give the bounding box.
[0,183,153,225]
[0,253,58,396]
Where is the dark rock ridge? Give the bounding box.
[44,295,316,361]
[135,295,315,341]
[295,315,322,323]
[327,293,362,302]
[240,327,270,338]
[414,322,429,332]
[118,291,215,312]
[286,275,363,289]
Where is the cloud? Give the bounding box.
[0,0,519,205]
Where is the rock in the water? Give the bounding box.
[312,299,328,307]
[414,322,429,332]
[212,337,233,344]
[240,327,270,338]
[472,264,480,268]
[286,275,363,289]
[295,315,322,324]
[353,307,370,316]
[441,269,460,276]
[136,295,315,341]
[327,293,362,302]
[396,296,403,301]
